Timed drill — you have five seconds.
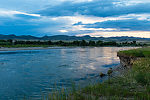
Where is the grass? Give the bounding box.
[41,58,150,100]
[82,58,150,99]
[118,47,150,57]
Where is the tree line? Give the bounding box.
[0,39,147,47]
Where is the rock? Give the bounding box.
[117,53,139,68]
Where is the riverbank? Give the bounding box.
[44,47,150,100]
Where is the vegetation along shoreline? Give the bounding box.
[0,39,148,48]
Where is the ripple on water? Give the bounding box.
[0,47,135,100]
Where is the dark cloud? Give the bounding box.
[83,19,150,31]
[39,0,150,17]
[0,14,69,36]
[39,0,116,17]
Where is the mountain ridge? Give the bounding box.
[0,34,150,41]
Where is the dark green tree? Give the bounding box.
[89,40,96,46]
[96,40,103,46]
[80,40,87,46]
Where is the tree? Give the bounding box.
[7,39,13,45]
[80,40,87,46]
[89,40,95,46]
[72,41,80,46]
[96,40,103,46]
[133,41,136,44]
[48,40,52,45]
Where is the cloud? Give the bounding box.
[68,25,117,32]
[83,18,150,31]
[51,15,131,25]
[39,0,150,17]
[76,31,150,38]
[0,0,95,13]
[59,30,68,33]
[39,0,114,17]
[0,0,150,38]
[0,15,70,36]
[0,9,41,19]
[0,0,55,12]
[115,0,150,6]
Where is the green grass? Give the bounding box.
[42,58,150,100]
[118,47,150,57]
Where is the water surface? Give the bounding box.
[0,47,135,99]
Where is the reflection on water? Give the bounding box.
[0,47,136,99]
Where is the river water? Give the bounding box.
[0,47,135,99]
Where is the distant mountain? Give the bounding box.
[0,34,39,40]
[41,35,103,41]
[0,34,150,41]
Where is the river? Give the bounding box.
[0,47,136,99]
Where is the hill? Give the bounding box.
[0,34,150,41]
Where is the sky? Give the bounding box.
[0,0,150,38]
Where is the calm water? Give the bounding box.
[0,47,135,99]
